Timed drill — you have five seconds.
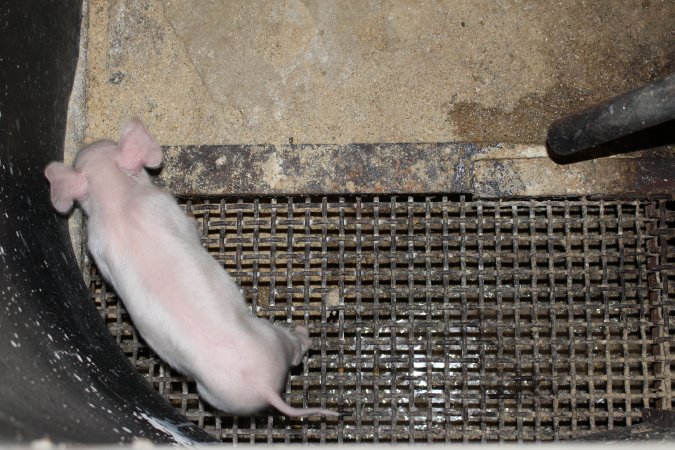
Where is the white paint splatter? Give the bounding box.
[134,411,197,446]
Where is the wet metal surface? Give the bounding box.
[157,144,675,199]
[88,196,674,443]
[578,410,675,441]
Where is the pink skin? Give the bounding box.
[44,119,338,417]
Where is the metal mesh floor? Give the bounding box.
[88,196,674,443]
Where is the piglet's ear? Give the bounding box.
[117,118,163,174]
[44,162,89,214]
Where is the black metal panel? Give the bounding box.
[0,0,214,444]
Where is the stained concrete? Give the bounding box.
[81,0,674,149]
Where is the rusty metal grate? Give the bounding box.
[88,196,674,443]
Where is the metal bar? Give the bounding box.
[160,144,675,199]
[547,73,675,157]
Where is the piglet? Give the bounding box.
[45,119,339,418]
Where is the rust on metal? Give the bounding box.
[157,143,674,198]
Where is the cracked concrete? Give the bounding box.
[81,0,674,152]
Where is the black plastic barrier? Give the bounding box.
[0,1,214,444]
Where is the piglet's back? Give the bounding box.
[93,185,252,350]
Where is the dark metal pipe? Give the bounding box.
[547,73,675,157]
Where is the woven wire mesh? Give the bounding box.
[88,196,674,443]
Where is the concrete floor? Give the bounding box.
[79,0,673,148]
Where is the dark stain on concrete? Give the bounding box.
[447,1,675,144]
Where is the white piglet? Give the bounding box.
[45,119,339,417]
